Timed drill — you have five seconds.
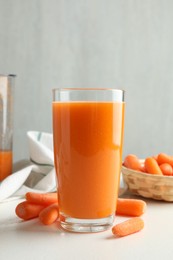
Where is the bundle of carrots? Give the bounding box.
[123,153,173,176]
[113,198,145,237]
[15,192,59,225]
[15,192,146,237]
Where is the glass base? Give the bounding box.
[60,213,114,233]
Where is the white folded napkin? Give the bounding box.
[0,131,57,203]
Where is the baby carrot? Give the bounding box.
[15,201,45,220]
[25,192,58,206]
[39,203,59,225]
[157,153,173,166]
[116,198,146,217]
[140,164,146,173]
[152,155,158,161]
[159,163,173,176]
[112,217,144,237]
[123,154,142,171]
[144,157,163,175]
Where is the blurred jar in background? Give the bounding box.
[0,75,15,182]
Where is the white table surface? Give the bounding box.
[1,194,173,260]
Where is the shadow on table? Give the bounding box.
[14,218,66,235]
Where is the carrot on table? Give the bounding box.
[116,198,146,217]
[15,201,45,220]
[112,217,144,237]
[144,157,163,175]
[39,203,59,225]
[123,154,142,171]
[25,192,58,206]
[159,163,173,176]
[157,153,173,166]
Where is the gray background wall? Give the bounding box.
[0,0,173,162]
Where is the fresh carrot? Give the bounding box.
[144,157,163,175]
[159,163,173,176]
[123,154,142,171]
[140,164,146,173]
[116,198,146,217]
[112,217,144,237]
[157,153,173,166]
[15,201,45,220]
[152,155,158,162]
[25,192,58,206]
[39,203,59,225]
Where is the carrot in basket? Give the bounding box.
[15,201,45,220]
[144,157,163,175]
[152,154,158,161]
[25,192,58,206]
[159,163,173,176]
[112,217,144,237]
[140,164,146,173]
[39,203,59,225]
[116,198,146,217]
[157,153,173,166]
[123,154,142,171]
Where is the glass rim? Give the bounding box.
[52,87,125,93]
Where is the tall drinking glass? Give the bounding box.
[52,88,125,232]
[0,75,15,182]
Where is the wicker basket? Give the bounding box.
[122,166,173,201]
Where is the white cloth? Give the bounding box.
[0,131,57,203]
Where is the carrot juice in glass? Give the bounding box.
[0,75,15,182]
[52,88,125,232]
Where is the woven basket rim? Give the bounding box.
[122,165,173,180]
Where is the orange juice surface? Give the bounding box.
[53,102,125,219]
[0,150,12,181]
